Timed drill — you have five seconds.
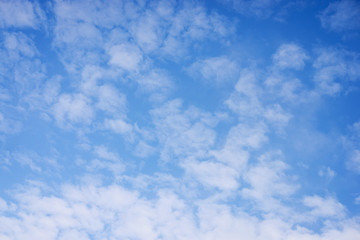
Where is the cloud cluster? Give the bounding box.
[320,0,360,32]
[1,0,360,239]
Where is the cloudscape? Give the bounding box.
[1,0,360,239]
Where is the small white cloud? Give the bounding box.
[12,151,42,172]
[130,12,163,52]
[273,43,308,70]
[0,197,8,211]
[0,0,39,28]
[104,118,133,136]
[136,69,173,102]
[55,21,103,47]
[187,56,238,84]
[134,141,156,158]
[150,99,217,161]
[346,149,360,174]
[220,0,284,18]
[264,104,292,128]
[182,159,239,191]
[318,166,336,179]
[303,195,346,218]
[313,48,360,95]
[212,122,267,172]
[57,230,90,240]
[320,0,360,32]
[53,93,94,127]
[96,84,127,115]
[4,32,37,58]
[0,112,21,134]
[226,69,263,117]
[160,3,233,57]
[93,145,119,162]
[240,151,299,215]
[108,44,143,71]
[242,152,297,200]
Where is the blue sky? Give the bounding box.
[1,0,360,239]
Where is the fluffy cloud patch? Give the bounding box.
[187,56,238,84]
[303,195,346,219]
[53,94,94,127]
[108,43,143,71]
[0,0,41,28]
[1,1,360,240]
[273,44,308,70]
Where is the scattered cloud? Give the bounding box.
[103,118,133,137]
[320,0,360,32]
[0,0,42,28]
[1,1,360,239]
[150,99,217,161]
[303,195,346,219]
[318,166,336,179]
[187,56,239,84]
[108,43,143,72]
[347,149,360,173]
[220,0,284,18]
[313,48,360,95]
[273,43,308,70]
[53,93,94,127]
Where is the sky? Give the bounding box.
[0,0,360,239]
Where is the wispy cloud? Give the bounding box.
[320,0,360,32]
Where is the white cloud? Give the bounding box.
[129,11,164,52]
[150,99,217,161]
[103,118,133,136]
[318,166,336,179]
[0,0,40,28]
[93,145,119,162]
[182,159,240,191]
[52,0,122,72]
[187,56,238,84]
[54,0,125,28]
[161,3,233,57]
[303,195,346,219]
[264,104,292,128]
[241,151,298,213]
[4,32,37,58]
[346,149,360,173]
[0,197,7,211]
[273,43,308,70]
[355,196,360,204]
[0,180,359,240]
[23,76,61,113]
[53,93,94,127]
[55,22,103,47]
[12,151,42,172]
[52,0,233,72]
[136,69,173,102]
[220,0,284,18]
[313,48,360,95]
[227,123,268,150]
[320,0,360,32]
[96,84,127,115]
[0,112,21,134]
[108,43,143,71]
[226,69,264,117]
[82,146,125,175]
[134,141,156,158]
